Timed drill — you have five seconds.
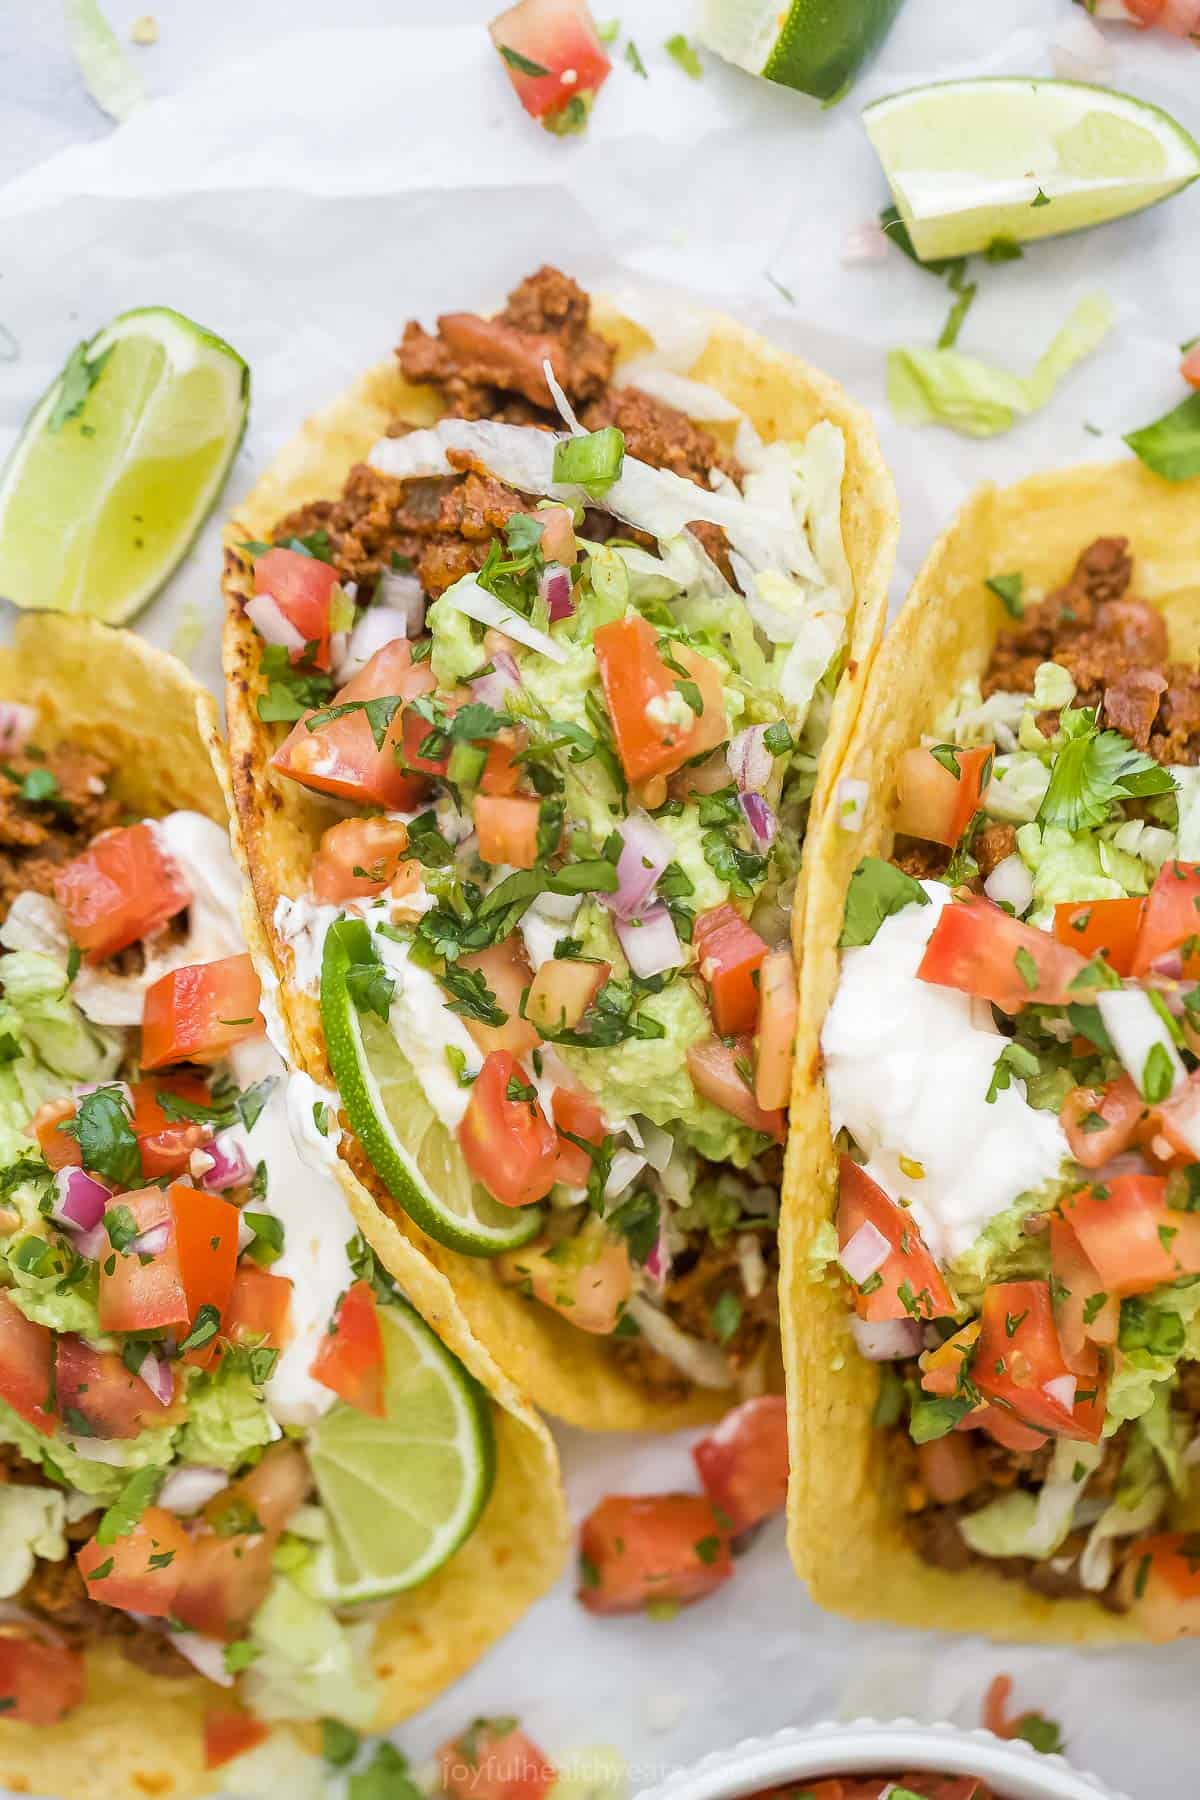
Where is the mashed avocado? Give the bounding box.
[0,1397,177,1501]
[427,595,487,686]
[4,1240,102,1336]
[0,1485,70,1596]
[943,1185,1057,1312]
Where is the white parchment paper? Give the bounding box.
[2,3,1199,1794]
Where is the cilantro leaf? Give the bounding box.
[840,857,930,948]
[1037,713,1176,831]
[63,1087,141,1188]
[256,643,334,723]
[48,342,113,433]
[96,1467,162,1546]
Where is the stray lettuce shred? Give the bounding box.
[887,295,1114,438]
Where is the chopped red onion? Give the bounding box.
[615,905,683,979]
[1044,1374,1077,1412]
[841,220,890,266]
[158,1465,228,1515]
[130,1221,171,1258]
[137,1349,175,1408]
[984,853,1034,917]
[643,1217,672,1290]
[1151,948,1185,981]
[610,810,673,920]
[540,562,575,621]
[0,704,37,757]
[74,1221,109,1262]
[838,1219,890,1285]
[202,1130,253,1192]
[245,593,306,654]
[738,791,777,850]
[170,1630,234,1687]
[849,1316,923,1361]
[470,649,521,711]
[51,1167,110,1233]
[727,725,772,794]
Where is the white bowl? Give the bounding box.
[634,1721,1128,1800]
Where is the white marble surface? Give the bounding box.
[3,4,1200,1795]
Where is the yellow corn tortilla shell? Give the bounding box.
[220,298,899,1431]
[783,459,1200,1643]
[0,618,566,1799]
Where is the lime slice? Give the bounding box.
[696,0,904,102]
[320,923,544,1257]
[309,1301,495,1603]
[0,305,248,622]
[864,78,1200,263]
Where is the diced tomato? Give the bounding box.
[524,957,608,1036]
[439,1721,557,1800]
[692,1394,788,1534]
[480,726,529,796]
[754,950,796,1111]
[458,1049,559,1208]
[838,1157,954,1323]
[141,954,264,1070]
[498,1217,632,1335]
[272,640,433,810]
[206,1440,311,1538]
[55,1335,168,1440]
[594,616,726,785]
[578,1494,732,1614]
[204,1707,269,1770]
[968,1405,1048,1454]
[693,904,768,1036]
[31,1097,80,1170]
[549,1082,605,1187]
[920,1321,980,1398]
[1059,1074,1145,1169]
[131,1075,212,1179]
[224,1264,293,1351]
[1123,1533,1200,1641]
[399,703,452,780]
[77,1507,191,1618]
[460,941,541,1058]
[173,1532,275,1641]
[1063,1174,1200,1298]
[917,1433,979,1505]
[489,0,612,131]
[311,816,413,903]
[54,822,189,961]
[475,794,542,869]
[253,546,341,670]
[97,1184,239,1344]
[1152,1068,1200,1163]
[1185,345,1200,390]
[171,1184,240,1364]
[0,1292,55,1435]
[1053,897,1145,976]
[0,1635,85,1725]
[1050,1215,1119,1375]
[310,1279,386,1416]
[686,1036,786,1142]
[972,1280,1104,1442]
[917,893,1089,1010]
[894,745,994,848]
[1131,860,1200,979]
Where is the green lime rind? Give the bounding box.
[319,922,544,1257]
[309,1301,495,1603]
[0,304,248,624]
[763,0,905,102]
[863,76,1200,262]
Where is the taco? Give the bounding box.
[784,459,1200,1641]
[221,267,898,1431]
[0,617,565,1800]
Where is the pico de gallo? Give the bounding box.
[0,727,491,1730]
[238,267,856,1402]
[743,1780,1003,1800]
[821,536,1200,1635]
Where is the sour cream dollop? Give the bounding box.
[821,881,1069,1264]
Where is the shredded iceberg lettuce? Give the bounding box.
[887,295,1115,438]
[0,1486,68,1597]
[243,1574,380,1729]
[959,1439,1101,1561]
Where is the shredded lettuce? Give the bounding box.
[180,1364,275,1469]
[960,1439,1101,1560]
[945,1185,1055,1311]
[1106,1281,1200,1428]
[0,1486,68,1597]
[1016,821,1149,924]
[986,753,1051,825]
[887,295,1115,438]
[243,1574,380,1729]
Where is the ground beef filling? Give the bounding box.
[0,1445,191,1676]
[982,536,1200,765]
[267,264,742,603]
[0,745,121,919]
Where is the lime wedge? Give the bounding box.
[320,923,544,1257]
[864,78,1200,263]
[696,0,903,102]
[0,305,248,622]
[309,1301,495,1603]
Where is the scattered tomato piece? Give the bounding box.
[54,822,189,961]
[458,1050,559,1208]
[141,953,264,1069]
[488,0,612,135]
[311,1279,386,1416]
[0,1635,85,1725]
[204,1707,269,1770]
[439,1720,557,1800]
[692,1395,789,1534]
[578,1494,732,1614]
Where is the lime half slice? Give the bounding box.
[864,78,1200,263]
[309,1301,495,1603]
[697,0,904,102]
[0,305,248,622]
[320,923,544,1257]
